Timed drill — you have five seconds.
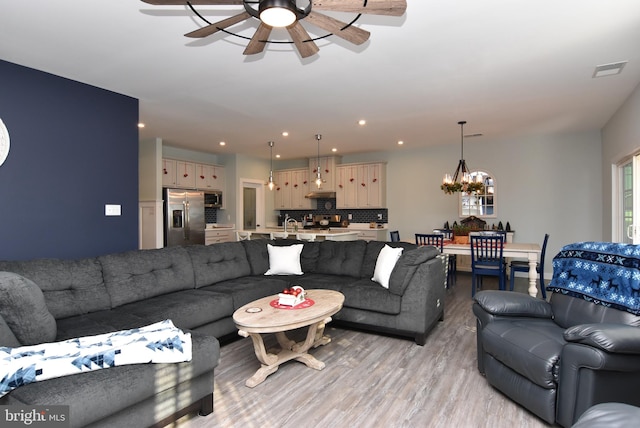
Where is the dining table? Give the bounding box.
[441,242,542,297]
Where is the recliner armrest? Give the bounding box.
[473,290,552,318]
[564,323,640,354]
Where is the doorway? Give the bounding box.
[239,178,265,231]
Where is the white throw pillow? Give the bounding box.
[264,244,304,275]
[372,245,404,289]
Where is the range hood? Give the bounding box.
[305,191,336,199]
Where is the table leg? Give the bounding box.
[239,319,332,388]
[528,257,538,298]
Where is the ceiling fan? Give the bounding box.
[140,0,407,58]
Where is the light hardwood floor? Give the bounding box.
[176,274,553,428]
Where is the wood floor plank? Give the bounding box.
[174,274,552,428]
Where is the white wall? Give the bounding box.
[342,130,603,270]
[602,82,640,241]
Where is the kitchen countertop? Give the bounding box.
[239,228,360,237]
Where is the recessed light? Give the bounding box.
[397,140,404,145]
[137,123,145,128]
[282,131,289,137]
[358,119,366,126]
[331,148,338,152]
[276,154,281,158]
[593,61,627,78]
[219,141,226,146]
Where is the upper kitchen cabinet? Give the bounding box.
[273,168,311,209]
[162,159,177,187]
[337,162,387,208]
[309,156,337,191]
[195,163,225,192]
[162,158,225,192]
[273,170,292,210]
[175,160,196,188]
[336,164,358,208]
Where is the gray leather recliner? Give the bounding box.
[473,289,640,427]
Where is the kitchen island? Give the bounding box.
[238,228,359,241]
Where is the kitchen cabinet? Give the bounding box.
[273,170,291,209]
[309,156,337,191]
[290,168,312,209]
[195,163,225,192]
[273,168,310,209]
[336,162,386,208]
[175,160,196,188]
[336,164,358,208]
[162,159,177,187]
[353,229,388,241]
[162,159,225,193]
[356,163,386,208]
[205,229,234,245]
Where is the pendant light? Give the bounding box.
[314,134,323,188]
[441,121,484,195]
[267,141,275,191]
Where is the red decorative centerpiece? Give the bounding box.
[278,286,306,307]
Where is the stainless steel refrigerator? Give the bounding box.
[163,188,205,246]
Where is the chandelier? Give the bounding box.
[441,121,484,195]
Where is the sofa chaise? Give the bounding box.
[0,238,446,427]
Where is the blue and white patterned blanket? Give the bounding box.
[0,319,192,398]
[548,242,640,315]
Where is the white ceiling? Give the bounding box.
[1,1,640,160]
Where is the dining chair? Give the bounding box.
[269,231,289,240]
[296,233,316,242]
[389,230,400,242]
[470,234,506,296]
[433,229,457,282]
[415,233,444,247]
[509,233,549,299]
[235,231,252,241]
[416,234,455,287]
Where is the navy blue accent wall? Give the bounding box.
[0,60,139,260]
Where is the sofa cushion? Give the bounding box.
[315,240,367,277]
[4,331,219,428]
[273,239,321,273]
[99,246,195,308]
[388,246,440,296]
[241,239,272,275]
[0,257,109,319]
[360,241,418,279]
[372,245,404,289]
[187,242,251,287]
[340,278,402,315]
[0,313,20,347]
[202,277,287,309]
[265,244,304,275]
[0,271,57,345]
[482,318,566,389]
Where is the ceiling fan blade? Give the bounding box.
[312,0,407,16]
[243,23,273,55]
[184,11,251,38]
[141,1,244,5]
[305,11,370,45]
[287,22,319,58]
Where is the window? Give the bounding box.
[459,170,496,218]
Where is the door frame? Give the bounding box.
[238,178,265,230]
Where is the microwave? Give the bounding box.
[204,191,223,208]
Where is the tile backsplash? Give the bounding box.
[279,198,388,224]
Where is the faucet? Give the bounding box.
[284,215,298,233]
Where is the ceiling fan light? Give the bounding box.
[259,0,297,28]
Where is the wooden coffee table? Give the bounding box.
[233,289,344,388]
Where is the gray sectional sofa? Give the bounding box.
[0,239,446,427]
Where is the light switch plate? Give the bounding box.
[105,204,121,216]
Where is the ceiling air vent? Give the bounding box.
[593,61,628,78]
